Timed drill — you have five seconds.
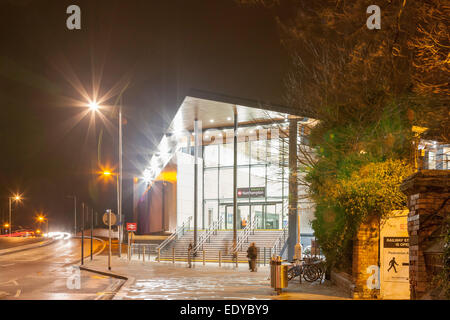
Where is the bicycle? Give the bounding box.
[287,258,326,282]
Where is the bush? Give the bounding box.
[309,159,414,271]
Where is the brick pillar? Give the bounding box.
[352,215,380,299]
[400,170,450,299]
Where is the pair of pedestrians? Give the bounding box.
[187,242,258,272]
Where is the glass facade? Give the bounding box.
[197,123,309,230]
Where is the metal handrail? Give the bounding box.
[193,216,223,254]
[230,215,258,254]
[157,216,192,252]
[271,223,288,257]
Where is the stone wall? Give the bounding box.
[401,170,450,299]
[352,216,380,299]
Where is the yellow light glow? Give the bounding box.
[103,171,112,176]
[157,171,177,182]
[36,229,41,234]
[4,223,9,228]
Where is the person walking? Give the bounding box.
[247,242,258,272]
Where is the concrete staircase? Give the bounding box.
[158,229,284,263]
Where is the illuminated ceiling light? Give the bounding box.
[143,168,153,183]
[227,117,232,121]
[159,135,170,154]
[210,119,214,123]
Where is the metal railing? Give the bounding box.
[193,216,223,254]
[229,215,258,254]
[130,243,158,261]
[157,216,192,253]
[271,223,288,258]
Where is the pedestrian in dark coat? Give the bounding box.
[247,242,258,272]
[188,243,193,268]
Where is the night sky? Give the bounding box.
[0,0,292,231]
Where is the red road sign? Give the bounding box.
[126,223,137,232]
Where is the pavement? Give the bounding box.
[82,253,351,300]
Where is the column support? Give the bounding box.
[233,106,238,251]
[288,118,298,261]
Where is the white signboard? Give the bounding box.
[380,210,410,299]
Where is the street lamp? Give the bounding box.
[102,170,120,227]
[8,194,22,237]
[87,98,124,258]
[88,100,100,111]
[36,215,49,235]
[3,223,9,235]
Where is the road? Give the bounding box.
[0,237,123,300]
[0,237,43,250]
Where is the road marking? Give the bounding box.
[14,289,21,297]
[0,263,15,267]
[0,279,19,286]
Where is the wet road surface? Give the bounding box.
[0,238,123,300]
[0,237,43,250]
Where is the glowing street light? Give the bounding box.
[3,223,9,234]
[36,214,49,235]
[8,194,23,237]
[88,101,100,111]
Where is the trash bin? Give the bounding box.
[270,256,288,295]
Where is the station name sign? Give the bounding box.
[384,237,409,248]
[237,187,265,198]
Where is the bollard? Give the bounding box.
[203,250,205,266]
[235,253,238,268]
[143,246,145,262]
[264,248,266,266]
[138,245,141,260]
[172,247,175,264]
[219,250,221,267]
[158,247,160,262]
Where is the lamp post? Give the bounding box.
[3,223,10,235]
[37,215,49,235]
[8,195,21,237]
[89,101,123,258]
[103,170,120,257]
